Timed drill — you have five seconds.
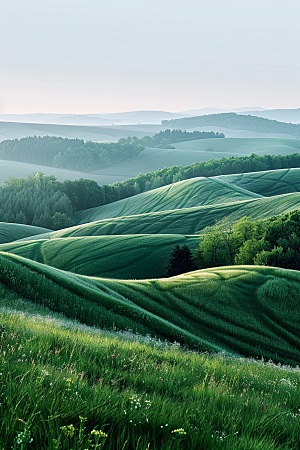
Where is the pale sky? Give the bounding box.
[1,0,300,114]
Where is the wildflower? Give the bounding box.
[91,429,108,438]
[60,424,75,438]
[171,428,186,435]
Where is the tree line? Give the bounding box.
[138,129,224,148]
[195,211,300,271]
[0,136,143,172]
[108,152,300,205]
[165,210,300,276]
[162,112,300,137]
[0,173,74,230]
[0,130,223,172]
[2,150,300,230]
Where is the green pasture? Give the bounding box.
[0,250,300,365]
[218,167,300,197]
[174,137,300,155]
[1,295,300,450]
[1,138,300,187]
[0,121,162,144]
[0,159,127,186]
[0,222,50,244]
[75,177,261,223]
[0,235,198,279]
[89,138,300,181]
[72,193,300,234]
[189,125,298,138]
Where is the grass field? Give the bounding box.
[0,235,199,279]
[75,177,261,222]
[1,293,300,449]
[2,137,300,187]
[2,133,300,449]
[174,138,300,156]
[0,251,300,364]
[0,222,50,244]
[0,121,164,143]
[73,193,300,233]
[218,167,300,197]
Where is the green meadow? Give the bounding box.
[174,137,300,157]
[75,177,261,222]
[1,296,300,450]
[0,222,50,244]
[73,193,300,234]
[0,251,300,448]
[0,235,199,279]
[0,251,300,364]
[1,134,300,449]
[2,137,300,187]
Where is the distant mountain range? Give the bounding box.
[1,107,300,125]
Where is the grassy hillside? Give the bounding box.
[73,193,300,233]
[174,137,300,157]
[218,167,300,197]
[0,159,128,186]
[0,251,300,365]
[0,121,163,143]
[162,112,300,137]
[75,177,261,222]
[1,138,300,188]
[189,125,298,138]
[1,296,300,450]
[89,138,300,181]
[0,222,51,244]
[0,235,199,279]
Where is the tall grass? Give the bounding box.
[0,252,300,365]
[0,297,300,450]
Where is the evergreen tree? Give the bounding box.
[165,244,197,277]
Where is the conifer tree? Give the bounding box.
[165,244,197,277]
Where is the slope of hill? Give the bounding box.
[0,234,198,279]
[0,121,164,144]
[73,193,300,233]
[2,288,300,450]
[1,250,300,364]
[1,137,300,188]
[238,108,300,124]
[173,137,300,155]
[162,112,300,137]
[0,222,51,244]
[75,177,262,222]
[217,168,300,197]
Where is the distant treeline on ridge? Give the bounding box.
[138,129,224,148]
[0,130,224,172]
[162,112,300,137]
[107,152,300,206]
[3,151,300,230]
[0,136,144,172]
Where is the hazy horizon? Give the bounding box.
[1,0,300,114]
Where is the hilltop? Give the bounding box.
[162,112,300,137]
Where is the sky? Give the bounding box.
[1,0,300,114]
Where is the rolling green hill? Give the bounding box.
[0,222,51,244]
[217,167,300,197]
[162,112,300,137]
[75,177,262,223]
[2,284,300,450]
[173,137,300,157]
[0,250,300,364]
[0,235,198,279]
[2,137,300,189]
[0,121,164,143]
[73,193,300,233]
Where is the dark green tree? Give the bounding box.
[165,244,197,277]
